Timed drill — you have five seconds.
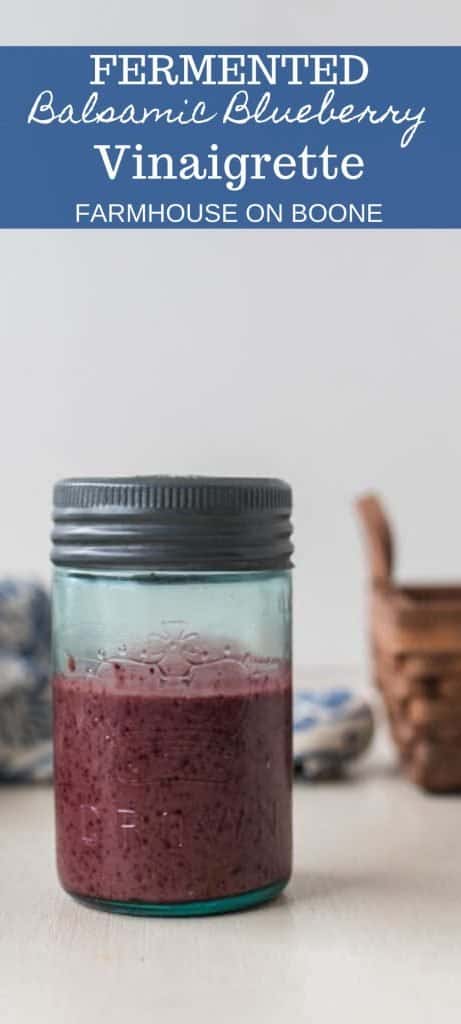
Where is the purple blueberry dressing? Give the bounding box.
[53,658,292,906]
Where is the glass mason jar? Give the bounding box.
[51,477,293,916]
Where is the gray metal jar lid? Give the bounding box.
[51,476,293,571]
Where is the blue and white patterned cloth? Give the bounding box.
[0,582,52,781]
[294,688,374,780]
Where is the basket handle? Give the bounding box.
[356,493,394,584]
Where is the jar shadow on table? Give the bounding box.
[287,865,459,915]
[286,868,408,905]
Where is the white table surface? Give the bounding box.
[1,744,461,1024]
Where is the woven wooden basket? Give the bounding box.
[357,494,461,792]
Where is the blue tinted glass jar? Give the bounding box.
[51,477,293,916]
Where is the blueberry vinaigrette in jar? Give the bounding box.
[51,477,293,916]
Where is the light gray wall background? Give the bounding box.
[1,3,460,670]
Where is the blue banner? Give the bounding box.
[0,46,459,228]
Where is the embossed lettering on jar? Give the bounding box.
[51,477,293,916]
